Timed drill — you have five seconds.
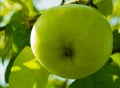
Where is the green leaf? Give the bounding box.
[111,53,120,67]
[0,31,12,60]
[5,21,31,54]
[94,0,113,16]
[12,27,31,54]
[69,76,94,88]
[91,59,114,88]
[11,9,28,22]
[11,0,38,18]
[111,54,120,88]
[69,58,120,88]
[21,0,38,17]
[5,21,24,37]
[9,46,49,88]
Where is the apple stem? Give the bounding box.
[63,0,97,9]
[85,0,97,9]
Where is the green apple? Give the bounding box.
[30,4,113,79]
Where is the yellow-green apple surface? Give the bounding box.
[30,4,113,79]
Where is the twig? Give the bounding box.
[62,79,68,88]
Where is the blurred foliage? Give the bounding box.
[0,0,120,88]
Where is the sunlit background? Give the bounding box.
[0,0,120,88]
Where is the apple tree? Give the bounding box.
[0,0,120,88]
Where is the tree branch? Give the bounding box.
[64,0,80,4]
[0,27,5,31]
[61,0,66,5]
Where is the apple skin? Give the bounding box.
[30,4,113,79]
